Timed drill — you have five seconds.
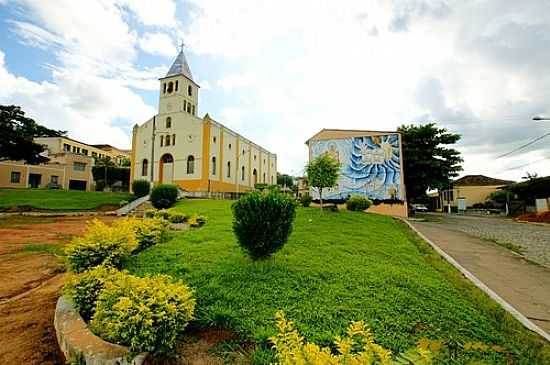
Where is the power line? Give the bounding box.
[495,132,550,159]
[501,156,550,171]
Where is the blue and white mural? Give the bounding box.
[310,134,402,200]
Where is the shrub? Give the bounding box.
[232,190,297,259]
[113,217,169,252]
[144,208,156,218]
[132,179,150,198]
[65,219,138,272]
[145,209,188,223]
[346,195,372,211]
[189,214,207,227]
[150,184,178,209]
[63,266,124,321]
[299,194,313,207]
[90,274,195,354]
[270,311,438,365]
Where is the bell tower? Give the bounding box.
[158,43,199,118]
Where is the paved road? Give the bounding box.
[410,216,550,333]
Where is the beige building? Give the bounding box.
[35,137,131,165]
[0,152,94,190]
[306,129,407,217]
[130,49,277,192]
[434,175,515,210]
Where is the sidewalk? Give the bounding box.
[409,220,550,334]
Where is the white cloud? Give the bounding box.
[216,72,256,92]
[117,0,177,27]
[139,32,175,57]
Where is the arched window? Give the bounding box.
[172,134,176,145]
[253,168,257,185]
[241,166,245,181]
[186,155,194,174]
[227,161,231,178]
[166,117,171,128]
[263,172,266,183]
[160,135,164,147]
[211,156,216,175]
[183,100,187,111]
[167,81,174,93]
[188,85,192,96]
[187,103,191,113]
[213,136,217,143]
[192,105,195,115]
[228,143,232,150]
[175,80,179,91]
[271,176,274,184]
[163,83,166,94]
[141,159,148,176]
[165,135,171,146]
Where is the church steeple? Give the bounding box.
[165,44,194,81]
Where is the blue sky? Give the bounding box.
[1,0,550,180]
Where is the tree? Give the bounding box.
[0,104,65,164]
[305,154,340,211]
[398,123,463,203]
[277,173,297,193]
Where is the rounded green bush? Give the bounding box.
[346,195,372,211]
[132,179,150,198]
[299,194,313,207]
[150,184,178,209]
[232,190,297,259]
[90,274,195,354]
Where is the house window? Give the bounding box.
[172,134,176,145]
[187,155,195,174]
[188,85,192,96]
[10,171,21,183]
[142,159,148,176]
[63,143,71,151]
[73,162,86,171]
[175,80,179,91]
[72,146,77,153]
[241,166,245,181]
[51,175,59,184]
[165,135,171,146]
[227,161,231,178]
[160,135,164,147]
[166,117,172,128]
[82,149,88,156]
[212,156,216,175]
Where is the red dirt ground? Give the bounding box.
[0,215,116,365]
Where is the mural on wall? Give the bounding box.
[310,134,402,200]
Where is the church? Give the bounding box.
[130,49,277,193]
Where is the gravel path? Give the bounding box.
[420,214,550,267]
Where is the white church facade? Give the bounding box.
[130,49,277,193]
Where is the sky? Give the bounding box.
[1,0,550,181]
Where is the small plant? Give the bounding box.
[91,274,196,354]
[232,190,297,259]
[132,179,151,198]
[118,200,129,207]
[144,208,156,218]
[113,217,169,252]
[270,311,437,365]
[346,195,372,211]
[189,214,207,227]
[63,265,124,320]
[146,209,189,223]
[150,184,178,209]
[299,194,313,207]
[64,219,138,272]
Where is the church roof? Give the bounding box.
[165,49,193,80]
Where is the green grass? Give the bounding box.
[21,243,65,256]
[126,199,550,364]
[0,188,133,211]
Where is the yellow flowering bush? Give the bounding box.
[189,213,207,227]
[65,219,138,272]
[270,311,436,365]
[145,208,188,223]
[90,273,196,354]
[113,217,169,252]
[64,265,125,320]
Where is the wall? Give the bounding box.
[443,185,507,207]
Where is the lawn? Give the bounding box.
[0,188,133,211]
[126,199,550,364]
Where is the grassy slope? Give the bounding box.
[0,189,133,211]
[127,199,550,364]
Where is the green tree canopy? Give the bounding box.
[277,173,297,192]
[398,123,463,202]
[305,154,340,210]
[0,105,65,164]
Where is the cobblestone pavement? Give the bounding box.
[419,214,550,267]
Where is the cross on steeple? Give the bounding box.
[179,40,185,52]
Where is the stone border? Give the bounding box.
[55,296,148,365]
[401,218,550,343]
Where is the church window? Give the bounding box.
[141,159,148,176]
[228,143,232,150]
[166,117,172,128]
[165,135,171,146]
[172,134,176,145]
[184,100,186,111]
[175,80,179,91]
[192,105,195,115]
[188,85,192,96]
[263,172,266,183]
[187,103,191,113]
[254,155,257,160]
[212,156,216,175]
[186,155,195,174]
[167,82,173,93]
[163,83,166,94]
[227,161,231,178]
[160,135,164,146]
[241,166,245,181]
[213,136,216,143]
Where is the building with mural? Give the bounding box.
[130,48,277,193]
[306,129,407,217]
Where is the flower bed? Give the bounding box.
[516,211,550,224]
